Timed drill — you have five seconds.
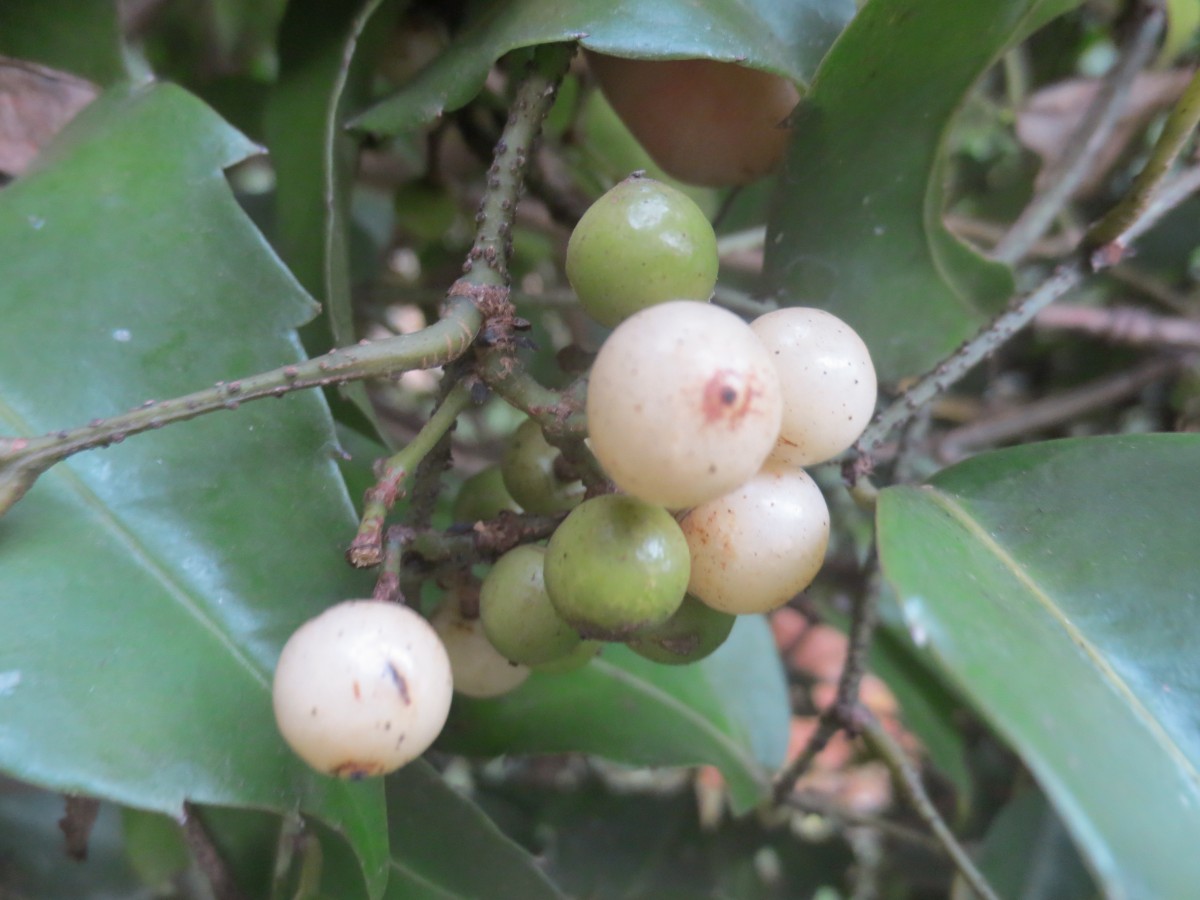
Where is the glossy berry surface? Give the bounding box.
[586,300,783,509]
[480,545,583,666]
[566,175,717,327]
[544,494,690,640]
[501,418,584,515]
[431,600,530,699]
[751,307,878,466]
[627,594,736,665]
[585,53,799,187]
[272,600,452,778]
[681,464,830,615]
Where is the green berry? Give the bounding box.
[501,419,584,515]
[627,594,735,665]
[532,640,604,674]
[453,466,520,523]
[480,545,583,666]
[544,495,690,640]
[565,175,718,327]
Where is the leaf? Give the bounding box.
[353,0,856,134]
[952,787,1096,900]
[264,0,400,435]
[764,0,1083,381]
[0,83,388,897]
[439,616,790,814]
[877,434,1200,900]
[0,0,127,85]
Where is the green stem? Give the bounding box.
[347,382,471,567]
[858,711,1000,900]
[1087,63,1200,250]
[0,297,482,517]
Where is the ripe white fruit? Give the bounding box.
[431,600,531,699]
[750,307,877,466]
[586,301,783,509]
[272,600,453,778]
[681,464,830,614]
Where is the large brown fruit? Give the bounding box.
[585,52,799,187]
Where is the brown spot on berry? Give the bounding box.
[700,369,762,428]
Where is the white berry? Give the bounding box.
[586,300,783,509]
[431,599,531,698]
[272,600,452,778]
[680,464,830,614]
[750,307,877,466]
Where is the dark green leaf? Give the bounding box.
[264,0,401,434]
[877,434,1200,900]
[0,0,126,85]
[0,83,386,897]
[764,0,1083,380]
[354,0,855,134]
[954,787,1096,900]
[439,616,789,814]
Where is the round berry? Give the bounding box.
[681,465,830,615]
[272,600,452,778]
[750,307,877,466]
[453,466,520,523]
[585,53,799,187]
[501,418,584,515]
[480,545,583,666]
[544,494,690,640]
[627,594,735,665]
[532,639,604,674]
[566,175,717,327]
[430,600,530,699]
[586,301,783,509]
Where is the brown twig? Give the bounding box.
[57,795,100,861]
[181,803,245,900]
[1035,303,1200,348]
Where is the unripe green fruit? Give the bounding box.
[480,545,584,666]
[627,594,736,665]
[501,419,584,515]
[453,466,521,523]
[544,495,690,640]
[566,175,718,327]
[430,600,530,699]
[532,639,604,674]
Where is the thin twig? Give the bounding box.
[858,710,1000,900]
[992,4,1166,265]
[846,262,1088,485]
[0,297,483,517]
[785,790,945,854]
[180,803,245,900]
[1035,303,1200,348]
[346,382,471,566]
[1087,64,1200,252]
[57,795,100,861]
[938,354,1183,461]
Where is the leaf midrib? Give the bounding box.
[927,487,1200,792]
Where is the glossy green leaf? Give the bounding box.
[264,0,400,434]
[764,0,1083,381]
[0,0,126,85]
[354,0,855,134]
[877,435,1200,900]
[952,787,1096,900]
[0,83,386,896]
[439,616,789,814]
